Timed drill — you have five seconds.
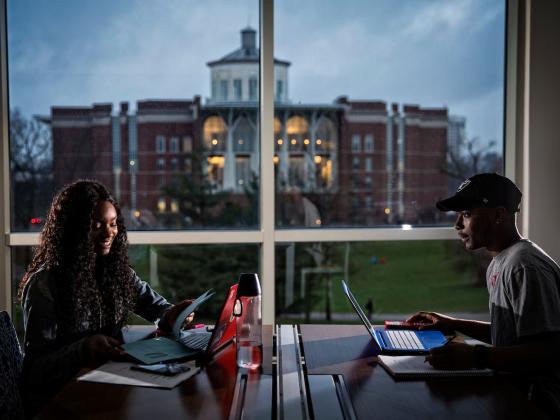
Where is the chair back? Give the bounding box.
[0,311,24,420]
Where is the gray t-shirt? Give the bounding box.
[487,239,560,415]
[487,239,560,346]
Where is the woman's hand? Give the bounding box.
[159,299,195,331]
[83,334,124,365]
[406,311,457,334]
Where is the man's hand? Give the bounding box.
[83,334,124,365]
[406,311,457,334]
[158,299,195,331]
[425,342,476,370]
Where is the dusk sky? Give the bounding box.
[8,0,505,151]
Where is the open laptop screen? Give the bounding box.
[207,283,238,354]
[341,280,375,332]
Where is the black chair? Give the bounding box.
[0,311,24,420]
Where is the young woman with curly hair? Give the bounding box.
[19,180,193,417]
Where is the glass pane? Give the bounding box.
[275,241,490,324]
[12,244,259,336]
[275,0,506,228]
[8,0,260,231]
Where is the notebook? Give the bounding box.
[341,280,447,355]
[378,354,493,379]
[122,284,238,364]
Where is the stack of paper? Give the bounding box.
[378,355,493,379]
[77,361,200,389]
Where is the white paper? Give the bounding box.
[77,361,200,389]
[378,355,493,378]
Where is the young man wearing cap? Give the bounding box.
[407,173,560,416]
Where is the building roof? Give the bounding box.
[207,27,290,67]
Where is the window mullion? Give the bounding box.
[260,0,275,325]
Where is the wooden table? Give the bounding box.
[297,324,549,420]
[36,326,274,420]
[37,325,549,419]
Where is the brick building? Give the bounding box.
[48,28,449,227]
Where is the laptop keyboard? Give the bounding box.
[385,330,425,350]
[178,332,212,350]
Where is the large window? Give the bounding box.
[276,0,505,228]
[3,0,506,327]
[275,240,490,323]
[11,244,259,337]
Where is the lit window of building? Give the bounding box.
[207,155,225,187]
[203,116,227,151]
[157,198,166,213]
[156,158,165,170]
[315,157,333,188]
[286,116,308,151]
[170,199,179,213]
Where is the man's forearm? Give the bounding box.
[452,318,491,343]
[486,341,560,372]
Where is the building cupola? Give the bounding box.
[241,27,256,52]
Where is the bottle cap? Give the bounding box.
[237,273,261,297]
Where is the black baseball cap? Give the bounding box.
[436,173,522,212]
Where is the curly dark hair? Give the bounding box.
[19,180,137,337]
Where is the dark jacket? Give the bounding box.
[20,266,171,417]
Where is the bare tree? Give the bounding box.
[444,136,502,182]
[10,109,53,230]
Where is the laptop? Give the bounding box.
[341,280,447,354]
[122,284,238,364]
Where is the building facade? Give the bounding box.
[48,28,449,228]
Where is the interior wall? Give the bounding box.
[525,0,560,262]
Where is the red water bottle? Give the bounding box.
[233,273,262,369]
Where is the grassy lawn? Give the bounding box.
[9,241,490,338]
[130,241,490,319]
[285,240,489,316]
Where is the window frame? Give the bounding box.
[156,135,166,154]
[170,136,179,153]
[233,78,242,101]
[364,134,374,152]
[0,0,517,325]
[351,134,361,152]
